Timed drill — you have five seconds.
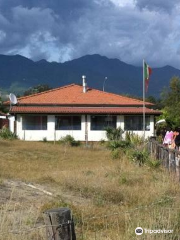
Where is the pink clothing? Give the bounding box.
[163,131,173,145]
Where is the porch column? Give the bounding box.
[86,115,91,142]
[117,115,124,130]
[81,115,86,142]
[47,115,55,141]
[16,114,21,134]
[8,115,15,133]
[150,115,155,136]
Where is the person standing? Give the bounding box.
[163,128,173,148]
[174,128,180,150]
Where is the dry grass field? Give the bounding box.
[0,140,180,239]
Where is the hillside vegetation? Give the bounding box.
[0,140,180,239]
[0,54,180,97]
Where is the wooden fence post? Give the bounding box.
[175,156,180,181]
[44,207,76,240]
[169,151,172,172]
[148,139,180,182]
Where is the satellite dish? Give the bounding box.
[9,93,17,105]
[156,119,166,125]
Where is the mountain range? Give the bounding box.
[0,54,180,98]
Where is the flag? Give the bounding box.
[144,61,152,92]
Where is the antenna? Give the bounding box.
[156,119,166,125]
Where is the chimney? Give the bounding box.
[82,75,87,93]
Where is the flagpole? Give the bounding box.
[143,59,145,140]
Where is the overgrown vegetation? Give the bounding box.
[125,131,144,145]
[0,127,17,140]
[105,126,123,141]
[105,127,161,171]
[0,95,7,113]
[59,134,81,146]
[107,140,131,151]
[105,127,131,159]
[130,149,149,166]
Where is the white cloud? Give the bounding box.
[109,0,135,8]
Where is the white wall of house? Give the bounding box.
[16,114,155,141]
[87,115,155,141]
[88,115,110,141]
[17,115,50,141]
[8,115,15,132]
[16,114,85,141]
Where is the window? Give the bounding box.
[124,116,150,131]
[22,116,47,130]
[55,116,81,130]
[91,115,116,130]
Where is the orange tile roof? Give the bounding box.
[11,106,161,115]
[10,84,153,106]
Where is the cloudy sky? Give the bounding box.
[0,0,180,68]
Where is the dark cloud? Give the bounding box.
[0,0,179,68]
[0,0,114,62]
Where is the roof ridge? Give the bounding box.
[16,83,77,101]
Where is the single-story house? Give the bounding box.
[7,80,161,141]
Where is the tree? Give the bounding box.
[23,84,52,96]
[161,76,180,129]
[146,96,163,110]
[146,96,157,104]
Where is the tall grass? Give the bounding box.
[0,140,180,239]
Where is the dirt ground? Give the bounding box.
[0,178,91,208]
[0,180,52,205]
[0,179,91,240]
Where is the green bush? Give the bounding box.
[59,135,81,147]
[107,140,131,151]
[0,127,17,140]
[105,127,124,141]
[71,140,81,147]
[147,159,161,169]
[60,134,74,143]
[42,137,47,142]
[125,131,131,143]
[130,149,149,166]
